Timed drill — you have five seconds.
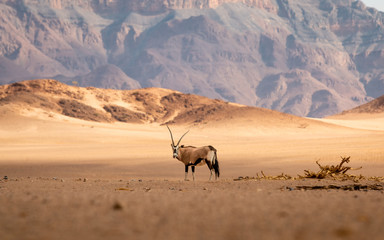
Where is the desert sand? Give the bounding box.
[1,81,384,240]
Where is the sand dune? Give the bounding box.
[319,113,384,131]
[320,94,384,131]
[337,94,384,115]
[0,79,343,128]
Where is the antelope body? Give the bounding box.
[167,126,220,181]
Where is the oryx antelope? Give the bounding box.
[167,125,220,181]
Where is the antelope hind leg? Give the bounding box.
[205,159,213,181]
[191,166,195,181]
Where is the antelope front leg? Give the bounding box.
[184,165,189,181]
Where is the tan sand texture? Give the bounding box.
[1,80,384,240]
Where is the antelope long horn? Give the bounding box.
[176,130,189,146]
[166,125,175,146]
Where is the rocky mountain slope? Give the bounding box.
[1,0,384,117]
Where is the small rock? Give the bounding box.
[83,178,87,182]
[113,202,123,210]
[4,176,8,180]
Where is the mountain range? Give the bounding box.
[1,0,384,117]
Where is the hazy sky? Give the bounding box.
[361,0,384,12]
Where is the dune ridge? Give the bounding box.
[0,79,331,130]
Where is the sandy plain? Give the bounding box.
[1,104,384,240]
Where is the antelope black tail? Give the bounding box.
[213,151,220,179]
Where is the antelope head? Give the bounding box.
[166,125,189,159]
